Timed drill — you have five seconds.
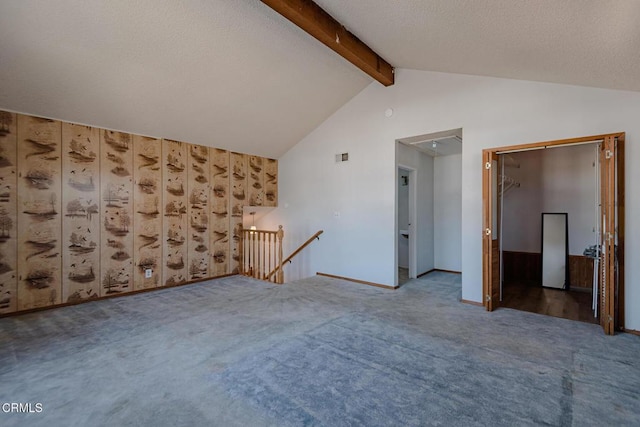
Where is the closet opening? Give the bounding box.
[482,133,625,335]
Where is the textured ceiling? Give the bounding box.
[317,0,640,92]
[2,1,639,159]
[0,0,370,158]
[399,128,463,157]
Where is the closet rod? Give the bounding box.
[497,139,603,155]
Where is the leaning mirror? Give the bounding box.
[541,213,568,289]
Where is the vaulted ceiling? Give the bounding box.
[1,1,638,159]
[316,0,640,93]
[0,0,370,158]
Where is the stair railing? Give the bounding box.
[240,227,323,284]
[240,225,284,284]
[264,230,323,283]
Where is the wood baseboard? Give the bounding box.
[0,273,238,318]
[316,272,396,290]
[461,298,483,307]
[434,268,462,275]
[417,268,462,278]
[623,328,640,337]
[417,269,435,278]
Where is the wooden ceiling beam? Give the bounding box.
[261,0,394,86]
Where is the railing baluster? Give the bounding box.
[256,231,260,279]
[254,230,258,279]
[268,233,272,283]
[276,226,284,284]
[262,231,265,279]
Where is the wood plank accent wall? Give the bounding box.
[264,158,278,207]
[62,123,101,302]
[100,130,134,296]
[187,144,210,281]
[0,112,17,314]
[210,148,229,276]
[248,155,264,206]
[133,135,162,290]
[230,152,247,274]
[17,115,62,310]
[162,140,188,287]
[503,250,594,289]
[0,109,278,316]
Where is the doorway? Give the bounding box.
[482,133,625,335]
[395,128,463,287]
[397,167,414,285]
[499,145,598,324]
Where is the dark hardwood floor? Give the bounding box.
[501,281,597,324]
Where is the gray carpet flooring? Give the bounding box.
[1,272,639,426]
[398,267,409,285]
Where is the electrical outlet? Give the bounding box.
[145,269,152,278]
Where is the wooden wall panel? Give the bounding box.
[62,123,100,302]
[503,251,541,285]
[187,144,210,281]
[264,158,278,207]
[100,130,134,296]
[230,216,243,274]
[162,139,188,286]
[133,135,162,290]
[16,115,62,310]
[569,255,594,290]
[248,155,264,206]
[1,111,279,316]
[504,251,594,290]
[0,111,17,313]
[230,152,247,274]
[210,148,229,276]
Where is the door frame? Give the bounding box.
[482,151,501,310]
[482,133,625,334]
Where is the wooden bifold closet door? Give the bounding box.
[482,151,500,311]
[482,133,625,335]
[599,134,624,335]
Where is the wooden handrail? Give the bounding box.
[264,230,323,282]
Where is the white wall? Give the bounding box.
[503,144,597,255]
[542,144,598,255]
[501,151,543,252]
[260,68,640,330]
[434,154,462,271]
